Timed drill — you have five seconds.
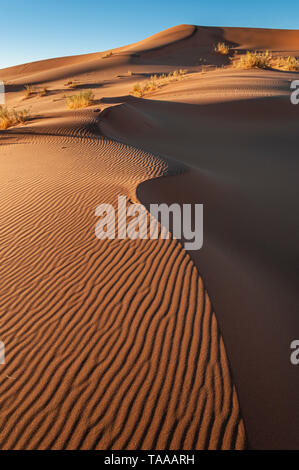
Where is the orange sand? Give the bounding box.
[1,24,299,450]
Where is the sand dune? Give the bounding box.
[98,67,299,450]
[0,115,245,449]
[2,24,299,89]
[0,24,299,449]
[100,74,299,448]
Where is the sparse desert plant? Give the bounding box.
[38,86,48,97]
[66,90,94,109]
[167,69,186,81]
[12,108,30,124]
[0,106,11,129]
[0,105,30,129]
[24,84,36,99]
[131,78,158,97]
[132,83,144,97]
[234,51,272,69]
[102,51,113,59]
[214,42,230,55]
[274,55,299,71]
[130,69,187,97]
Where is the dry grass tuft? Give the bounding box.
[214,42,230,55]
[131,69,187,97]
[274,56,299,71]
[24,84,36,99]
[23,84,49,99]
[0,106,30,129]
[233,51,299,71]
[234,51,272,69]
[66,90,94,109]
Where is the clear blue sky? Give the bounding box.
[1,0,298,68]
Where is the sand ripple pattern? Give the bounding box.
[0,115,245,449]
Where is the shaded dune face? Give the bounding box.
[0,23,299,450]
[0,116,245,449]
[101,86,299,449]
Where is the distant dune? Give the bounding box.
[0,25,299,450]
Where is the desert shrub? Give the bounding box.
[214,42,230,55]
[234,51,272,69]
[131,83,144,97]
[24,84,36,99]
[66,90,94,109]
[0,106,30,129]
[24,84,50,99]
[13,108,29,124]
[130,69,187,97]
[274,56,299,71]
